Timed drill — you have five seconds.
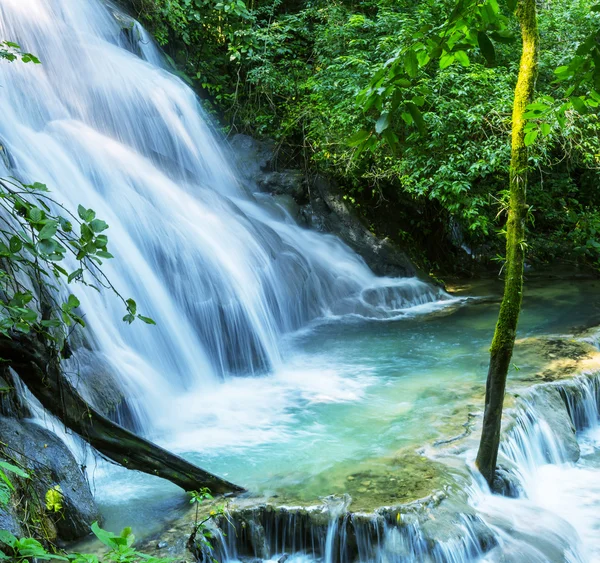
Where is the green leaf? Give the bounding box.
[68,269,83,283]
[38,239,56,255]
[59,217,73,233]
[28,182,48,192]
[91,522,119,549]
[524,129,538,146]
[404,49,418,78]
[439,53,454,69]
[80,223,94,243]
[77,205,95,222]
[67,294,80,309]
[454,50,470,67]
[540,122,551,136]
[89,219,108,233]
[406,102,426,134]
[138,315,156,325]
[0,530,17,547]
[347,129,370,147]
[29,207,43,223]
[38,221,58,240]
[375,112,390,134]
[477,31,496,66]
[0,461,29,479]
[507,0,517,11]
[570,96,587,114]
[126,298,137,315]
[9,236,22,253]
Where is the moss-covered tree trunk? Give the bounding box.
[475,0,539,487]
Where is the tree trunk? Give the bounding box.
[475,0,539,487]
[0,333,244,495]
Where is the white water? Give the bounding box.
[0,0,448,445]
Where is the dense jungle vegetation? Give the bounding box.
[123,0,600,275]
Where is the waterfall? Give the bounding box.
[0,0,447,440]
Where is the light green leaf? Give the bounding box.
[375,112,390,134]
[454,50,470,67]
[439,53,454,69]
[524,129,538,146]
[0,461,29,479]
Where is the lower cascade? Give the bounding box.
[188,372,600,562]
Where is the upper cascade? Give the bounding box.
[0,0,448,427]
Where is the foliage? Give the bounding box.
[0,524,173,563]
[0,458,171,562]
[45,486,63,513]
[188,488,227,562]
[0,41,40,64]
[0,460,29,509]
[0,178,154,355]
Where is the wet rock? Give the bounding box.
[523,385,580,462]
[229,134,419,279]
[491,466,521,498]
[68,349,144,432]
[229,135,276,183]
[0,369,29,419]
[305,175,417,278]
[0,416,100,541]
[258,171,308,203]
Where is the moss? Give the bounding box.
[476,0,540,485]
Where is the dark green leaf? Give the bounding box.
[406,102,426,134]
[477,31,496,66]
[404,49,418,78]
[138,315,156,325]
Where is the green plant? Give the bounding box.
[0,460,29,508]
[0,41,40,64]
[0,178,154,355]
[188,488,226,562]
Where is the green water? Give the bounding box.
[93,277,600,531]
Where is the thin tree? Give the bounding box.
[475,0,539,485]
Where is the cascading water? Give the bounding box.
[0,0,447,443]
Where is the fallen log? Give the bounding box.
[0,333,244,495]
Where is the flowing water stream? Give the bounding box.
[2,1,600,561]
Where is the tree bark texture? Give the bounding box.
[475,0,539,487]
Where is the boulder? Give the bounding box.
[257,170,307,203]
[0,416,101,541]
